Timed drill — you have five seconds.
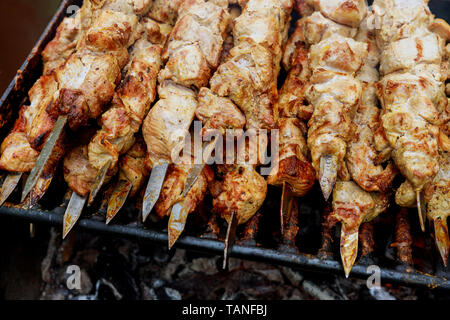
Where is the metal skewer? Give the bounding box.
[319,154,338,201]
[142,162,169,222]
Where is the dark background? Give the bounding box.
[0,0,60,94]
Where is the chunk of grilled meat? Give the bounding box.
[155,155,214,220]
[307,34,368,183]
[374,0,447,200]
[346,17,397,193]
[278,39,312,120]
[143,0,231,167]
[267,118,315,197]
[63,145,101,197]
[0,74,58,170]
[42,15,82,75]
[330,180,389,277]
[88,39,163,172]
[211,164,267,226]
[117,138,150,198]
[209,0,293,130]
[424,152,450,265]
[143,82,198,167]
[196,87,246,136]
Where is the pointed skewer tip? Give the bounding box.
[223,211,238,270]
[416,191,426,232]
[168,202,189,249]
[319,155,338,201]
[142,163,169,222]
[434,218,449,267]
[340,225,359,279]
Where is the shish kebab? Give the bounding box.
[301,0,369,201]
[138,4,244,249]
[189,0,294,266]
[328,14,397,277]
[62,2,181,237]
[108,1,242,226]
[141,0,232,227]
[266,20,316,236]
[76,0,183,224]
[372,0,449,233]
[11,0,150,207]
[0,5,87,205]
[284,0,371,276]
[265,0,370,236]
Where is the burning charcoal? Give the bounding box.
[97,279,124,300]
[73,248,100,270]
[302,280,339,300]
[41,228,59,284]
[255,269,284,283]
[164,287,182,300]
[280,267,304,287]
[56,232,76,266]
[40,285,70,300]
[289,288,308,300]
[93,252,140,300]
[191,257,219,275]
[140,283,158,300]
[368,287,396,300]
[153,246,171,264]
[151,278,165,289]
[162,249,186,281]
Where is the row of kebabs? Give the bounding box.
[0,0,448,277]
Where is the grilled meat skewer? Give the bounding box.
[141,0,231,222]
[373,0,448,231]
[330,14,397,276]
[0,6,86,205]
[267,26,316,235]
[19,0,149,203]
[302,0,369,201]
[62,3,179,237]
[197,0,294,267]
[106,138,150,224]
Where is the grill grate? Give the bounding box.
[0,0,449,291]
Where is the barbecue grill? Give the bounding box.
[0,0,449,291]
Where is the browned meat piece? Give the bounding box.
[278,42,312,120]
[155,155,214,219]
[143,0,231,168]
[24,74,59,151]
[373,0,447,198]
[143,82,198,167]
[88,40,162,171]
[63,146,99,197]
[212,164,267,225]
[308,0,367,28]
[0,132,38,173]
[196,88,246,135]
[159,0,231,88]
[306,34,368,182]
[267,118,315,197]
[147,0,184,25]
[117,139,150,197]
[49,53,121,131]
[209,0,293,130]
[42,16,81,75]
[331,181,389,276]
